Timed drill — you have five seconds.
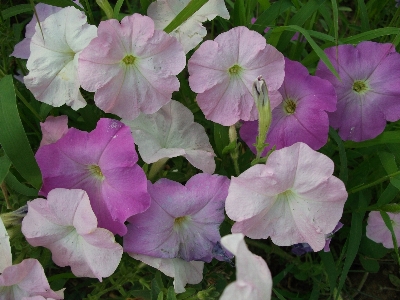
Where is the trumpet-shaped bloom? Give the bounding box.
[123,100,216,174]
[240,58,336,154]
[316,41,400,141]
[188,26,285,126]
[22,189,123,281]
[124,174,230,262]
[39,116,68,147]
[147,0,229,53]
[0,218,11,273]
[24,6,97,110]
[220,233,272,300]
[78,13,186,120]
[0,259,63,299]
[225,142,347,251]
[35,118,150,236]
[129,254,203,293]
[366,211,400,248]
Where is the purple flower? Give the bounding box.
[124,173,230,262]
[240,58,337,154]
[316,41,400,141]
[35,118,150,236]
[291,243,314,256]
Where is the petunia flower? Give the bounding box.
[220,233,272,300]
[225,142,348,251]
[24,6,97,110]
[123,100,216,174]
[188,26,285,126]
[124,173,230,262]
[0,259,63,299]
[240,58,337,154]
[0,218,11,273]
[22,188,123,281]
[78,13,186,120]
[147,0,229,53]
[35,118,150,236]
[129,254,204,293]
[366,211,400,248]
[316,41,400,141]
[39,116,68,147]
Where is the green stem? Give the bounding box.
[148,157,169,181]
[348,170,400,194]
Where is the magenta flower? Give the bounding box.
[225,142,348,251]
[39,116,68,147]
[366,211,400,248]
[35,118,150,236]
[316,41,400,141]
[124,173,230,262]
[78,13,186,120]
[0,259,63,299]
[22,189,123,281]
[220,233,272,300]
[240,58,337,154]
[188,26,285,126]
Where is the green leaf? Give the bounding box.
[0,75,42,189]
[341,27,400,44]
[359,255,379,273]
[1,4,32,19]
[359,235,388,259]
[213,123,230,157]
[273,288,287,300]
[34,0,82,10]
[389,274,400,288]
[164,0,208,33]
[380,203,400,213]
[329,128,348,185]
[319,251,338,292]
[233,0,246,26]
[113,0,124,19]
[357,0,370,32]
[272,25,339,79]
[376,183,399,207]
[344,131,400,148]
[331,0,339,43]
[157,292,164,300]
[380,211,400,265]
[166,286,177,300]
[337,193,367,295]
[0,155,11,184]
[4,173,38,197]
[378,151,398,174]
[250,0,292,34]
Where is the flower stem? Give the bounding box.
[229,125,240,176]
[148,157,169,181]
[348,170,400,194]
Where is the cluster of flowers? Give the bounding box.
[3,0,400,298]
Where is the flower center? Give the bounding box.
[352,80,369,94]
[228,64,242,76]
[283,98,297,115]
[278,189,296,201]
[173,215,191,230]
[88,164,104,180]
[122,55,136,65]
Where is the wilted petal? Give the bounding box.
[123,100,215,173]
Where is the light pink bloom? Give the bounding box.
[24,6,97,110]
[0,259,63,299]
[78,13,186,120]
[129,254,203,293]
[39,116,68,147]
[225,142,348,251]
[123,100,215,174]
[147,0,229,53]
[188,26,285,126]
[366,211,400,248]
[35,118,150,236]
[220,233,272,300]
[0,218,11,273]
[22,188,123,281]
[316,42,400,141]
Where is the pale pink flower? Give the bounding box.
[220,233,272,300]
[22,188,123,281]
[147,0,229,53]
[39,116,68,147]
[0,259,63,299]
[129,254,203,293]
[225,142,348,251]
[24,6,97,110]
[188,26,284,126]
[123,100,216,174]
[78,13,186,120]
[0,218,11,273]
[366,211,400,248]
